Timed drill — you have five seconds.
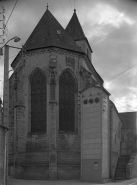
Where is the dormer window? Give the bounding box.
[57,30,61,35]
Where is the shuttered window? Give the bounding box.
[59,70,76,132]
[30,68,46,133]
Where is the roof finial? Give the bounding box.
[47,3,49,10]
[74,0,77,12]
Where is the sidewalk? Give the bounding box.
[8,177,137,185]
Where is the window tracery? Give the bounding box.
[29,68,47,133]
[59,70,77,132]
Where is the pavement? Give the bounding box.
[8,178,137,185]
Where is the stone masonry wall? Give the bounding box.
[110,104,121,179]
[56,49,81,180]
[9,48,83,180]
[81,87,102,182]
[102,92,109,180]
[9,74,15,172]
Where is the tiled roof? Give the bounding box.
[65,9,86,41]
[24,9,82,53]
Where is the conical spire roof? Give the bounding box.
[24,8,82,53]
[65,9,86,41]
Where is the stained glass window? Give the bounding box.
[59,70,77,132]
[30,68,46,133]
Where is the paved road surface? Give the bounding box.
[8,178,137,185]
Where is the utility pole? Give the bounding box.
[0,36,21,185]
[0,1,6,46]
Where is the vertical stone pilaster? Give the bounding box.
[14,72,25,177]
[49,101,57,180]
[49,55,57,180]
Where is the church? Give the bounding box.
[8,7,136,182]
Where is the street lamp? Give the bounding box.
[2,36,21,127]
[0,36,21,185]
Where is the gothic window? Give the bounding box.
[59,70,77,132]
[29,68,47,133]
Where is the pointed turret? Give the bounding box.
[66,9,86,40]
[66,9,93,61]
[24,8,82,53]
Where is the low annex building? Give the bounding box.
[8,7,122,182]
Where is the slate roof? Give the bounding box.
[65,10,93,52]
[24,9,82,53]
[119,112,137,129]
[65,9,86,41]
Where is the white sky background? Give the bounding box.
[0,0,137,112]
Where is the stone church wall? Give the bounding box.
[56,49,81,180]
[81,87,102,182]
[102,92,110,180]
[110,103,122,179]
[9,48,82,180]
[9,74,15,171]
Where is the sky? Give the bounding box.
[0,0,137,112]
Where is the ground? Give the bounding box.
[8,178,137,185]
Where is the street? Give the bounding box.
[8,178,137,185]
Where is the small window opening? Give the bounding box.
[57,30,61,35]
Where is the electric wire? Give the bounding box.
[58,0,67,22]
[3,0,22,50]
[48,0,53,12]
[5,0,19,27]
[68,0,73,11]
[105,63,137,83]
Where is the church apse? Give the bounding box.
[8,6,123,182]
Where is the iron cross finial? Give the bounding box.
[47,3,49,10]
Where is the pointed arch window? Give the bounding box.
[29,68,47,133]
[59,70,77,132]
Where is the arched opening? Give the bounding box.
[29,68,47,133]
[59,70,77,132]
